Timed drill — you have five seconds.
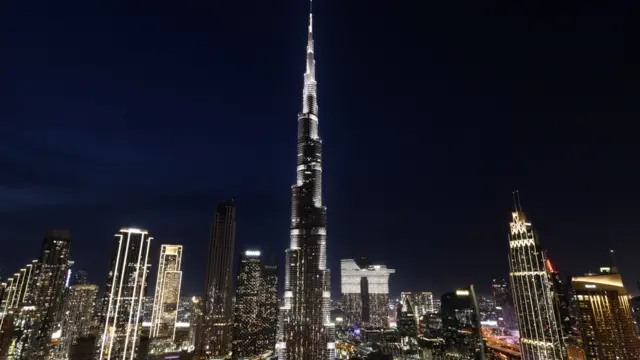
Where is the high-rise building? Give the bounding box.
[232,251,279,359]
[96,227,152,360]
[199,200,236,358]
[571,267,640,359]
[277,2,335,359]
[188,296,202,349]
[440,287,484,360]
[341,259,394,328]
[260,263,279,353]
[74,269,89,285]
[507,196,566,359]
[28,229,72,359]
[60,283,99,357]
[0,260,38,358]
[151,244,183,340]
[491,278,517,330]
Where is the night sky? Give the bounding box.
[1,1,638,298]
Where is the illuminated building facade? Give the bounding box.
[277,2,335,359]
[571,267,640,359]
[199,199,236,358]
[440,287,484,360]
[232,250,278,359]
[60,283,99,357]
[400,292,434,317]
[508,199,566,359]
[96,227,152,360]
[341,259,394,328]
[0,260,38,358]
[491,278,517,330]
[151,245,183,340]
[28,229,72,359]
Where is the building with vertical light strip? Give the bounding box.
[277,1,335,359]
[0,260,38,358]
[150,245,183,340]
[571,267,640,359]
[507,197,566,359]
[96,227,152,360]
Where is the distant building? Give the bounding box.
[69,335,96,360]
[400,292,433,334]
[491,278,517,330]
[571,267,640,359]
[73,269,89,285]
[440,287,484,360]
[232,250,278,359]
[199,200,236,358]
[96,228,152,360]
[341,258,395,328]
[151,245,183,340]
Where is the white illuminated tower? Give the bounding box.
[508,194,566,359]
[277,1,335,359]
[341,260,395,328]
[97,228,152,360]
[150,244,183,340]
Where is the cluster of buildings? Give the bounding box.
[2,2,640,360]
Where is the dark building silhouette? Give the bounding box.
[199,200,236,358]
[440,286,484,360]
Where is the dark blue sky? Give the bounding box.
[1,0,638,297]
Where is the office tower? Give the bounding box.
[571,267,640,359]
[508,196,566,359]
[396,302,417,340]
[96,228,152,360]
[232,250,262,358]
[260,263,279,352]
[491,278,517,330]
[199,200,236,358]
[547,259,573,336]
[276,2,335,359]
[440,287,485,360]
[28,229,72,359]
[60,283,99,357]
[340,259,394,328]
[151,245,183,340]
[70,335,97,360]
[232,251,279,359]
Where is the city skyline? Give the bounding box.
[1,0,640,301]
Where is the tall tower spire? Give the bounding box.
[277,1,335,359]
[303,0,317,116]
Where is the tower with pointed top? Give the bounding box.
[508,193,567,360]
[277,2,335,359]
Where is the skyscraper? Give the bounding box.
[491,278,516,330]
[261,263,279,352]
[341,259,394,328]
[508,196,566,359]
[199,200,236,358]
[571,267,640,359]
[232,250,263,359]
[96,227,152,360]
[277,2,334,359]
[440,287,484,360]
[0,260,38,358]
[151,245,183,340]
[29,229,72,359]
[60,283,99,357]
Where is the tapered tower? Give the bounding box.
[277,1,335,359]
[508,193,566,359]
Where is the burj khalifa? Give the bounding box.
[276,1,335,359]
